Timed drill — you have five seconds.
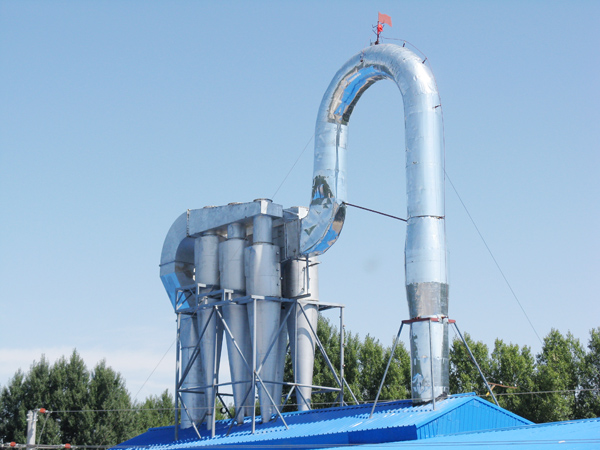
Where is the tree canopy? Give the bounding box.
[448,328,599,422]
[292,316,411,409]
[308,319,599,423]
[0,351,173,446]
[2,325,599,447]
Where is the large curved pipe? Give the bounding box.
[300,44,448,402]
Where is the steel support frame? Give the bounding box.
[369,317,498,419]
[173,286,357,438]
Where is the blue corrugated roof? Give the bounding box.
[321,418,600,450]
[118,394,532,449]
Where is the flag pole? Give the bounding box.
[375,12,391,45]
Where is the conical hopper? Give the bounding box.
[245,214,282,422]
[195,232,223,430]
[219,223,253,424]
[179,314,205,427]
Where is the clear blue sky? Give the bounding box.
[1,1,599,400]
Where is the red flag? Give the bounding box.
[378,12,392,27]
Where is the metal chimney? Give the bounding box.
[300,43,449,403]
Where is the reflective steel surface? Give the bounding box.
[245,214,283,422]
[219,224,252,424]
[300,43,449,402]
[195,233,223,430]
[161,42,451,423]
[283,257,319,410]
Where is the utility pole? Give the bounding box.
[26,410,38,448]
[25,408,47,448]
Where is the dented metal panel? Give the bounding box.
[300,44,445,258]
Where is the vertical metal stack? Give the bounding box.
[299,43,449,404]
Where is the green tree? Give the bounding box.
[0,369,28,444]
[47,351,94,444]
[489,339,536,419]
[530,329,585,423]
[88,360,136,445]
[306,316,410,408]
[449,333,492,398]
[0,350,174,446]
[134,390,174,435]
[576,328,600,419]
[309,315,347,408]
[354,335,410,403]
[380,339,411,401]
[354,335,386,402]
[0,356,63,445]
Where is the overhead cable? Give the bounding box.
[444,170,543,345]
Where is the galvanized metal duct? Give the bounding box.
[219,223,252,424]
[178,315,204,428]
[244,213,284,422]
[158,213,200,429]
[195,232,223,431]
[280,206,319,411]
[161,200,284,428]
[160,200,283,306]
[300,43,449,403]
[282,206,319,412]
[282,257,319,410]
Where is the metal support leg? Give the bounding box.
[211,307,219,438]
[254,374,289,429]
[216,393,233,419]
[339,308,345,407]
[452,322,499,406]
[226,384,254,436]
[174,313,181,441]
[251,298,257,434]
[178,394,202,440]
[283,385,296,409]
[302,306,349,403]
[429,320,436,410]
[369,322,405,418]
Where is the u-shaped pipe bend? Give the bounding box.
[300,43,447,310]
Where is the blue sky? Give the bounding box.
[1,1,599,400]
